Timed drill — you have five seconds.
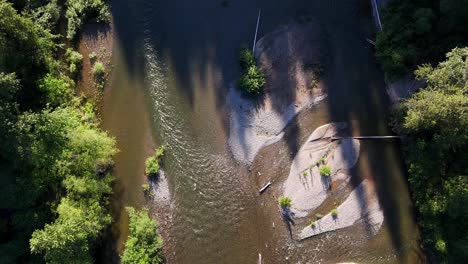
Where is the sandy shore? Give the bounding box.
[300,179,384,240]
[228,87,326,163]
[228,20,327,164]
[283,123,360,217]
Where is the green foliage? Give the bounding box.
[319,165,331,177]
[331,208,338,217]
[0,72,20,156]
[30,0,61,29]
[142,183,150,195]
[238,48,265,96]
[39,74,72,106]
[93,61,105,82]
[310,220,317,227]
[67,48,83,74]
[278,196,292,208]
[393,47,468,262]
[0,0,56,109]
[25,107,116,262]
[145,146,164,177]
[121,207,164,264]
[376,0,468,80]
[65,0,110,39]
[315,213,323,219]
[0,2,115,262]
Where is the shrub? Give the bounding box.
[142,183,150,195]
[331,208,338,218]
[319,165,331,177]
[66,49,83,74]
[278,196,292,208]
[121,207,164,264]
[310,220,317,227]
[315,213,323,219]
[93,61,106,88]
[39,74,72,106]
[238,48,265,96]
[145,146,165,177]
[145,157,160,177]
[93,61,105,78]
[154,145,165,159]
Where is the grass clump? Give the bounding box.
[319,164,331,177]
[310,220,317,228]
[316,155,326,166]
[278,196,292,208]
[238,48,265,96]
[145,145,165,177]
[331,208,338,218]
[315,213,323,219]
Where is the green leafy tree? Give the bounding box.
[238,48,265,96]
[393,47,468,263]
[121,207,164,264]
[0,0,56,109]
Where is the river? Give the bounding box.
[101,0,424,263]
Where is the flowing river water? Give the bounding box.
[101,0,425,263]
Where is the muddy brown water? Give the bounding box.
[102,0,424,263]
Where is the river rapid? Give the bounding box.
[101,0,424,263]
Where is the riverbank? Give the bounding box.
[77,17,173,261]
[77,20,114,103]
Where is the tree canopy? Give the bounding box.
[376,0,468,80]
[393,47,468,262]
[121,207,164,264]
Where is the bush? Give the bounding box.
[315,213,323,219]
[145,145,165,177]
[238,48,265,96]
[319,165,331,177]
[331,208,338,218]
[145,157,160,177]
[93,61,106,87]
[121,207,164,264]
[93,61,105,78]
[66,49,83,74]
[310,220,317,227]
[142,183,150,195]
[39,74,72,106]
[278,196,292,208]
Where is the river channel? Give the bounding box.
[102,0,424,263]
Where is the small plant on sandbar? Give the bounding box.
[315,213,323,219]
[278,196,292,208]
[310,220,317,228]
[319,164,331,177]
[331,208,338,218]
[142,183,150,195]
[145,145,165,178]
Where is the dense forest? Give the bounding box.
[0,1,162,263]
[377,0,468,262]
[376,0,468,80]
